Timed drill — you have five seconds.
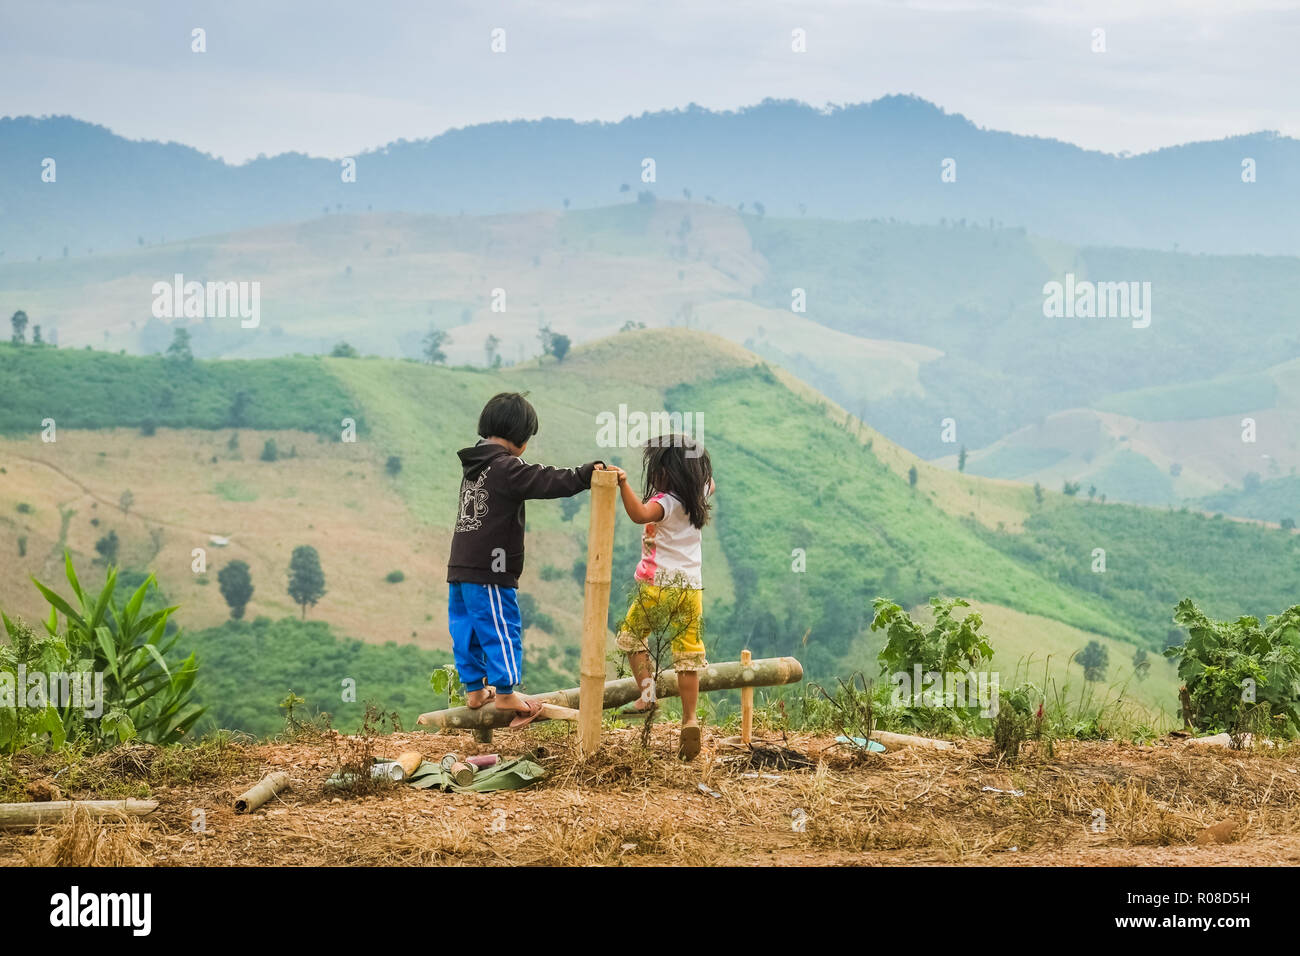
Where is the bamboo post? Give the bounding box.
[0,799,158,828]
[579,468,619,755]
[741,649,753,744]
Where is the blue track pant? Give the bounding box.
[448,582,523,693]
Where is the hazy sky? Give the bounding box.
[1,0,1295,163]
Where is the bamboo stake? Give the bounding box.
[0,798,158,828]
[419,656,804,730]
[234,771,292,813]
[579,468,619,755]
[740,649,753,744]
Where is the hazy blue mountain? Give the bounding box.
[2,96,1296,262]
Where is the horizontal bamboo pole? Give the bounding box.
[0,798,158,828]
[418,656,803,731]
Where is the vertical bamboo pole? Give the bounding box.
[579,469,619,754]
[741,649,754,744]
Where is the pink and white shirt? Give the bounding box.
[634,491,704,589]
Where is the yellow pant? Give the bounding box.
[615,584,707,672]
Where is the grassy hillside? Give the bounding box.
[179,618,454,739]
[5,329,1298,734]
[8,200,1299,520]
[0,342,361,435]
[1192,475,1300,526]
[944,355,1300,508]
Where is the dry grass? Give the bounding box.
[3,728,1300,866]
[22,804,154,867]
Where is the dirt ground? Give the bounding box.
[4,724,1299,866]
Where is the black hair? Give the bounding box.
[477,392,539,447]
[642,435,712,529]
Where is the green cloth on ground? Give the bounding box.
[403,757,546,792]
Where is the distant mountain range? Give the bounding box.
[2,95,1297,262]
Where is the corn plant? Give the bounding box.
[15,553,204,746]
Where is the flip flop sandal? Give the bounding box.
[616,703,658,721]
[466,688,497,710]
[678,725,702,760]
[507,698,545,729]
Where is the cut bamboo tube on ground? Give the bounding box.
[741,649,754,745]
[234,771,291,813]
[418,656,804,730]
[579,468,619,755]
[869,730,953,751]
[0,799,158,828]
[395,752,425,777]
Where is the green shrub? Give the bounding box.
[385,570,405,584]
[1165,598,1300,735]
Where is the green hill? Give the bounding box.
[4,328,1298,732]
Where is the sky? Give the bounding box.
[0,0,1296,164]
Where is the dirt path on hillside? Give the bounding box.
[3,727,1297,867]
[9,454,229,540]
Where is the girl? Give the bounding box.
[611,435,714,759]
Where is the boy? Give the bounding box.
[447,392,605,726]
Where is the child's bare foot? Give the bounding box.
[466,687,496,709]
[678,724,702,760]
[493,691,525,710]
[495,692,545,728]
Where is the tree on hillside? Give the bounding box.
[1132,646,1151,682]
[94,530,120,565]
[10,310,28,344]
[330,341,359,358]
[32,325,43,345]
[287,545,327,619]
[218,560,254,620]
[260,438,279,462]
[957,446,967,473]
[550,333,571,362]
[1033,482,1044,504]
[422,327,449,364]
[119,489,134,515]
[1078,640,1109,682]
[907,465,918,488]
[166,327,193,364]
[1062,480,1081,496]
[385,455,402,476]
[227,391,251,427]
[484,334,501,367]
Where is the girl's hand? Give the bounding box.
[614,466,629,485]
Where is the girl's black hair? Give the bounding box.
[642,435,712,529]
[478,392,539,447]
